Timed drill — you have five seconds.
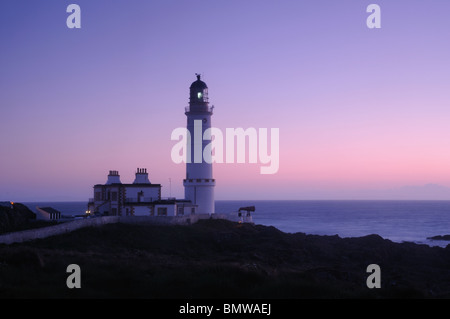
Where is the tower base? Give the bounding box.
[183,178,215,215]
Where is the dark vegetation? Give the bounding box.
[0,203,45,234]
[1,219,450,299]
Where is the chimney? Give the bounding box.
[133,167,151,184]
[106,170,122,185]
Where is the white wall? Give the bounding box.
[133,206,152,216]
[125,186,160,201]
[154,204,176,216]
[176,205,196,216]
[184,182,215,215]
[35,207,51,220]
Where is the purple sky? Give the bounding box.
[2,1,450,201]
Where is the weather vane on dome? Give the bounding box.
[195,73,201,80]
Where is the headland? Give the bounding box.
[1,210,450,299]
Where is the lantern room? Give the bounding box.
[189,74,208,104]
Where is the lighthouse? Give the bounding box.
[183,74,215,215]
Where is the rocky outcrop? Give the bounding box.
[427,235,450,241]
[1,219,450,298]
[0,203,36,234]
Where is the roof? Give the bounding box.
[38,207,61,214]
[123,199,194,206]
[190,74,207,90]
[94,183,161,188]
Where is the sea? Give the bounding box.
[22,200,450,248]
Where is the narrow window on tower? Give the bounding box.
[197,92,202,99]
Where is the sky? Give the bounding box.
[1,0,450,201]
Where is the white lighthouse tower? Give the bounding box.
[183,74,215,215]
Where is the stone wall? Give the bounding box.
[0,213,249,245]
[0,216,119,245]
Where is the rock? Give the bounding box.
[1,219,450,298]
[427,235,450,241]
[0,202,36,234]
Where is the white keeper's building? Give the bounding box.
[88,168,197,217]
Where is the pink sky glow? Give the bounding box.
[1,1,450,201]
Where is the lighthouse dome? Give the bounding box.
[190,74,208,90]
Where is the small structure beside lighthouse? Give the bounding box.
[183,74,215,215]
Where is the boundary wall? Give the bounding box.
[0,213,250,245]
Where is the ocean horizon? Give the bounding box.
[21,199,450,248]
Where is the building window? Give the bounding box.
[177,207,184,216]
[157,207,167,216]
[112,208,117,216]
[95,192,102,201]
[112,192,118,201]
[191,207,195,214]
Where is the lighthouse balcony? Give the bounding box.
[185,105,214,114]
[183,178,216,186]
